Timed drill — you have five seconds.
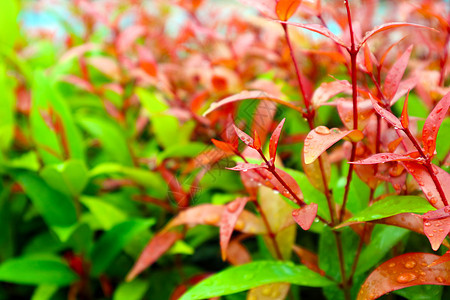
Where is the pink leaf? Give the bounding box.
[312,80,352,108]
[384,45,413,101]
[304,126,361,164]
[233,125,254,147]
[422,91,450,157]
[350,153,415,165]
[269,118,286,162]
[292,203,318,230]
[359,22,437,47]
[419,207,450,251]
[429,250,450,267]
[117,25,146,53]
[277,21,347,48]
[220,197,249,260]
[226,163,265,171]
[369,96,403,129]
[337,98,374,130]
[126,231,182,281]
[358,253,450,300]
[402,162,450,209]
[203,90,301,116]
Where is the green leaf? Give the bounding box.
[338,196,435,226]
[393,284,443,300]
[0,0,19,48]
[179,261,334,300]
[0,256,78,286]
[13,171,77,228]
[40,160,88,197]
[0,62,15,151]
[77,115,133,166]
[113,279,149,300]
[436,118,450,161]
[90,219,154,275]
[81,196,127,230]
[31,285,59,300]
[355,225,409,275]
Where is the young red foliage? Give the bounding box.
[358,253,450,300]
[211,138,236,154]
[383,45,413,101]
[269,118,286,163]
[233,125,254,147]
[220,197,249,260]
[126,231,182,281]
[276,0,302,21]
[429,250,450,267]
[350,153,415,165]
[292,203,318,230]
[401,90,410,128]
[369,96,403,129]
[277,21,346,47]
[419,206,450,251]
[422,91,450,158]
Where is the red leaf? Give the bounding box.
[137,45,157,77]
[211,139,236,154]
[269,118,286,162]
[350,153,415,165]
[292,245,325,275]
[357,253,450,300]
[379,36,408,70]
[369,96,403,129]
[276,0,302,21]
[226,163,265,171]
[292,203,318,230]
[312,80,352,108]
[220,197,249,260]
[422,91,450,157]
[165,204,267,235]
[252,100,277,146]
[203,91,301,116]
[384,45,413,101]
[277,21,347,48]
[233,125,254,147]
[359,22,436,47]
[419,207,450,251]
[403,162,450,209]
[429,250,450,267]
[363,44,373,74]
[126,231,182,281]
[401,90,410,128]
[226,240,252,266]
[337,98,374,130]
[304,126,361,164]
[253,130,262,149]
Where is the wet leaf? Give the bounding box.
[422,91,450,157]
[384,45,413,100]
[360,22,436,47]
[220,197,249,260]
[292,203,318,230]
[401,90,410,128]
[277,21,347,47]
[203,91,301,116]
[302,150,331,193]
[402,161,450,208]
[292,245,324,275]
[337,196,435,228]
[126,231,182,281]
[226,240,252,266]
[419,207,450,251]
[350,153,415,165]
[429,250,450,267]
[179,261,334,300]
[276,0,301,21]
[233,125,254,147]
[303,126,360,164]
[312,80,351,108]
[369,96,403,129]
[226,162,265,171]
[337,98,374,130]
[357,253,450,300]
[269,118,286,162]
[165,204,267,235]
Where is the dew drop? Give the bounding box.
[243,169,248,172]
[404,260,416,269]
[418,181,424,186]
[273,190,280,194]
[430,198,438,205]
[292,210,299,217]
[314,126,331,135]
[396,272,417,283]
[436,276,445,283]
[389,263,396,268]
[429,233,434,237]
[227,201,240,213]
[424,222,431,227]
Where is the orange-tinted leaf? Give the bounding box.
[384,45,413,101]
[363,44,373,73]
[292,203,318,230]
[226,239,252,266]
[370,96,403,129]
[220,197,249,260]
[252,100,277,145]
[165,204,267,235]
[203,91,301,116]
[302,150,330,193]
[350,153,415,165]
[422,91,450,157]
[379,36,408,69]
[87,56,121,81]
[211,139,236,154]
[401,90,410,128]
[337,98,374,130]
[292,245,324,275]
[126,232,182,281]
[269,118,286,162]
[360,22,436,47]
[247,283,290,300]
[403,162,450,209]
[357,253,450,300]
[253,130,262,149]
[117,25,146,53]
[233,125,254,147]
[304,126,360,164]
[276,0,301,21]
[312,80,352,108]
[429,250,450,267]
[277,21,347,47]
[419,207,450,251]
